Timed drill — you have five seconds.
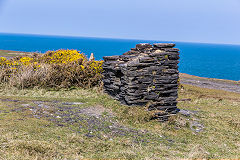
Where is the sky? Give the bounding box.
[0,0,240,44]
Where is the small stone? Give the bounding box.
[136,43,152,50]
[153,43,175,48]
[62,102,83,105]
[21,104,30,107]
[180,109,198,117]
[85,133,94,138]
[103,56,120,61]
[89,53,95,61]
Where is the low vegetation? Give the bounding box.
[0,84,239,159]
[0,49,103,88]
[0,50,239,159]
[0,50,32,58]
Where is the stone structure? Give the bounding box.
[102,43,180,121]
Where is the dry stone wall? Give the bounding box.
[102,43,180,121]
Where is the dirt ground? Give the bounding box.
[180,73,240,93]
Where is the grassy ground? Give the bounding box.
[180,73,240,85]
[0,50,239,159]
[0,84,239,159]
[0,50,33,58]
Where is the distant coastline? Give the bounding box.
[0,49,33,58]
[1,48,240,94]
[1,32,240,46]
[1,33,240,81]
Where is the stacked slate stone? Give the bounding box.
[102,43,180,121]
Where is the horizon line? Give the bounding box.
[1,32,240,46]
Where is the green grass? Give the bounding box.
[0,50,20,57]
[0,50,32,58]
[0,84,240,159]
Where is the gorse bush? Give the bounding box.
[42,49,87,64]
[0,49,103,89]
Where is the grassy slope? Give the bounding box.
[0,50,239,159]
[0,84,239,159]
[0,50,33,58]
[180,73,239,85]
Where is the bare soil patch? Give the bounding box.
[180,73,240,93]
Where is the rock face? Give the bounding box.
[102,43,180,121]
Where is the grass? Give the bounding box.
[0,50,18,57]
[0,50,32,58]
[0,84,240,159]
[180,73,240,84]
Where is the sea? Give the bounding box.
[0,33,240,81]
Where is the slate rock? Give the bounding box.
[153,43,175,48]
[102,43,180,120]
[136,43,152,50]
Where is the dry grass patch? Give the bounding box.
[0,84,239,159]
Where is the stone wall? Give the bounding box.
[102,43,180,121]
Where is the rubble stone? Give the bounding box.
[102,43,180,121]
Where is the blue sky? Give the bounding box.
[0,0,239,44]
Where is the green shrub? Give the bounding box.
[0,49,103,89]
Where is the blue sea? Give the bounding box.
[0,33,240,81]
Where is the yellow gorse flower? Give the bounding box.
[89,60,104,73]
[0,57,7,61]
[45,49,87,64]
[0,57,8,66]
[0,57,19,66]
[20,57,33,65]
[0,49,103,74]
[0,49,104,88]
